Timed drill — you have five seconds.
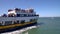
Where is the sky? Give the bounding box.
[0,0,60,17]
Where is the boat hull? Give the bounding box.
[0,22,37,33]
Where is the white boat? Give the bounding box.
[0,8,39,33]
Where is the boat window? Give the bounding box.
[0,23,2,26]
[21,20,25,24]
[30,19,36,22]
[5,21,12,25]
[17,20,19,23]
[16,14,38,17]
[14,20,19,24]
[30,19,33,22]
[20,14,24,17]
[14,21,17,24]
[17,14,27,17]
[24,14,27,16]
[17,14,20,17]
[28,14,32,16]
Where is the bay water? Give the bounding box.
[22,17,60,34]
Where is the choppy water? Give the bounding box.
[2,17,60,34]
[22,17,60,34]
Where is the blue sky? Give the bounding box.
[0,0,60,17]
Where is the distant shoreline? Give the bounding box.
[40,17,59,18]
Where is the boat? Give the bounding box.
[2,26,37,34]
[0,8,39,33]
